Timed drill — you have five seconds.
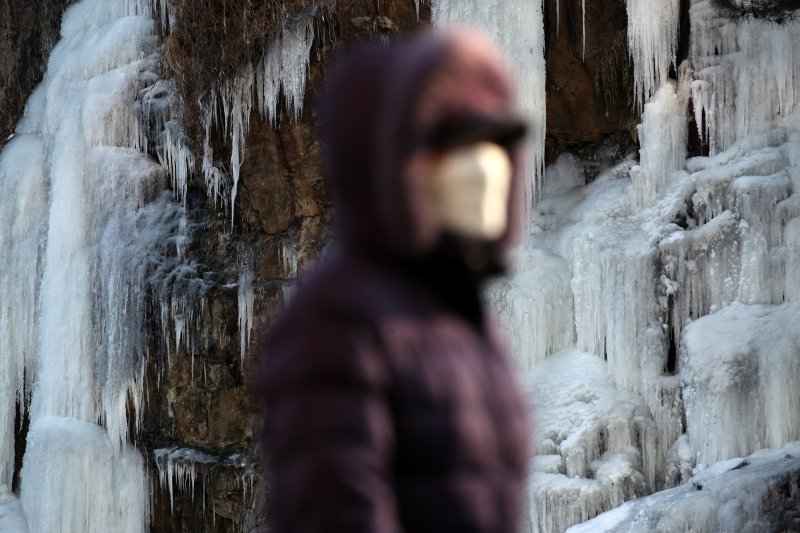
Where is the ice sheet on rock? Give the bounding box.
[682,303,800,466]
[154,447,217,514]
[431,0,546,209]
[0,486,29,533]
[487,247,575,370]
[20,417,148,533]
[567,442,800,532]
[524,349,657,532]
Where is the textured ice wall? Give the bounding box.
[487,0,800,530]
[524,350,657,533]
[682,304,800,466]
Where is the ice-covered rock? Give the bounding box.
[567,442,800,532]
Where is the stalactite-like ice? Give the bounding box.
[202,15,315,222]
[625,0,680,108]
[690,0,800,154]
[237,254,255,367]
[154,447,217,514]
[431,0,546,209]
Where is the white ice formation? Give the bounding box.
[0,0,190,530]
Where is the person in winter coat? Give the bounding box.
[260,27,531,533]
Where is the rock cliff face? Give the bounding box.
[0,0,640,530]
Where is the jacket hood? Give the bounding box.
[319,28,527,265]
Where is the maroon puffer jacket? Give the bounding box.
[261,29,531,533]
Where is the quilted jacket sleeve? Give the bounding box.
[262,310,400,533]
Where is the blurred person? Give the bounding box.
[260,27,530,533]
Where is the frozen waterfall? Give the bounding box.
[1,0,799,531]
[485,0,800,531]
[0,0,180,530]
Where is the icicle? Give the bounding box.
[626,0,680,109]
[196,13,315,223]
[237,253,255,368]
[154,447,217,515]
[556,0,560,37]
[581,0,586,60]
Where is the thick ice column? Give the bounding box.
[431,0,546,210]
[0,136,47,487]
[20,418,149,533]
[630,81,689,208]
[681,303,800,466]
[0,0,179,530]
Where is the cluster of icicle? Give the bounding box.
[0,0,182,530]
[152,7,314,220]
[153,447,256,519]
[486,0,800,532]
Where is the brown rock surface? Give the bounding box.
[543,0,640,164]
